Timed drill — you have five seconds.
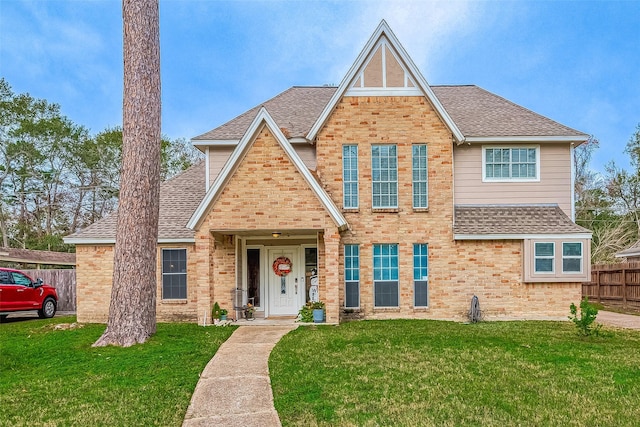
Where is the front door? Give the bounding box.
[267,247,301,316]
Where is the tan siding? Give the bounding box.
[292,143,317,170]
[208,146,235,184]
[385,46,404,87]
[454,143,572,215]
[363,45,383,87]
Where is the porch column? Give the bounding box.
[322,229,341,323]
[194,230,213,325]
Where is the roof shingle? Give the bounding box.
[454,205,590,236]
[66,162,205,241]
[192,85,587,142]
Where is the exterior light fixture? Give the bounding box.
[272,232,281,238]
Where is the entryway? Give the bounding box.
[243,239,317,318]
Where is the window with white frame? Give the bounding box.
[412,145,428,208]
[162,248,187,299]
[373,244,399,307]
[484,146,538,181]
[343,145,359,209]
[534,242,555,273]
[371,145,398,208]
[344,244,360,308]
[413,243,428,307]
[562,242,583,273]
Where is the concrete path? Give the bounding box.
[598,310,640,330]
[182,325,297,427]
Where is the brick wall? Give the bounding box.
[75,243,199,323]
[195,125,341,323]
[316,96,579,321]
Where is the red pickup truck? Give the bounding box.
[0,267,58,320]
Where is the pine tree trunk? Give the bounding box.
[94,0,160,347]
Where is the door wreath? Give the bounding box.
[272,256,293,276]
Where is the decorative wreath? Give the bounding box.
[272,256,293,277]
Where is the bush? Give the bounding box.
[569,297,602,336]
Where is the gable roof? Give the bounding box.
[432,86,587,141]
[193,84,588,146]
[454,205,592,239]
[192,86,336,143]
[187,107,348,231]
[307,19,464,143]
[64,162,206,244]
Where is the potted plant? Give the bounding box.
[212,302,221,321]
[311,301,325,323]
[219,308,228,321]
[244,303,255,320]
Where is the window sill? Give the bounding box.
[373,307,400,311]
[371,208,399,213]
[161,299,188,304]
[343,209,360,213]
[413,208,429,213]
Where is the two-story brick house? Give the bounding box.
[65,21,591,324]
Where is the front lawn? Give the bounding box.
[0,316,235,426]
[270,320,640,426]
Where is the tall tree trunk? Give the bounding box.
[94,0,161,347]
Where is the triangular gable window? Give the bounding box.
[347,39,420,95]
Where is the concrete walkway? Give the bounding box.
[597,310,640,330]
[182,325,297,427]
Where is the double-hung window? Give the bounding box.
[484,146,539,181]
[371,145,398,208]
[413,244,428,307]
[373,244,399,307]
[562,242,583,273]
[162,248,187,299]
[344,245,360,308]
[343,145,358,209]
[534,242,555,273]
[412,144,428,208]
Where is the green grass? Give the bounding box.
[0,316,235,426]
[270,320,640,427]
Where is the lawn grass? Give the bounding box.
[0,316,235,426]
[270,320,640,427]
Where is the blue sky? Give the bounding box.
[1,0,638,173]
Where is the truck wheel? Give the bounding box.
[38,297,57,319]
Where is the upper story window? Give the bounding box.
[371,145,398,209]
[483,146,540,182]
[412,145,428,209]
[342,145,359,209]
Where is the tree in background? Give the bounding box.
[93,0,161,347]
[0,78,202,251]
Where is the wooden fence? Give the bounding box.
[24,269,76,312]
[582,263,640,310]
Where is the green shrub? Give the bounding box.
[569,297,602,336]
[297,301,324,322]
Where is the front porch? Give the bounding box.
[195,228,341,325]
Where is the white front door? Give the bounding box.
[267,247,301,316]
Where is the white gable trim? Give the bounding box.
[187,108,348,231]
[307,20,464,143]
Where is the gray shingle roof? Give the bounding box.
[615,240,640,258]
[66,162,205,241]
[454,205,590,236]
[192,86,337,141]
[193,85,587,142]
[432,85,586,138]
